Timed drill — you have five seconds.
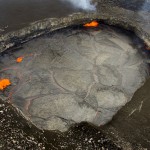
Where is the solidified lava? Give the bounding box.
[0,25,149,132]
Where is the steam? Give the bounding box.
[61,0,96,11]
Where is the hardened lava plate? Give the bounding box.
[0,24,149,132]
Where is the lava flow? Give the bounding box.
[83,21,99,27]
[16,56,24,63]
[0,79,11,90]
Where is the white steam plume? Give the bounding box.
[61,0,96,11]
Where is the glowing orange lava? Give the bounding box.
[16,56,24,63]
[0,79,11,90]
[83,21,99,27]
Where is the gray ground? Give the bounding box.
[0,98,121,150]
[0,0,81,33]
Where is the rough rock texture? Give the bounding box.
[0,99,121,150]
[0,25,148,132]
[0,2,150,53]
[0,0,150,150]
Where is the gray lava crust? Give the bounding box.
[0,99,121,150]
[0,1,150,149]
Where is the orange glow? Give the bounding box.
[146,46,150,50]
[0,79,11,90]
[83,21,99,27]
[16,57,24,63]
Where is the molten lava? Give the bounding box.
[83,21,99,27]
[16,56,24,63]
[0,79,11,90]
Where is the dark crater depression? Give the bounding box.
[0,23,149,132]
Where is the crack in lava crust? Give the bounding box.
[0,25,149,132]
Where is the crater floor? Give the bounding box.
[0,25,148,131]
